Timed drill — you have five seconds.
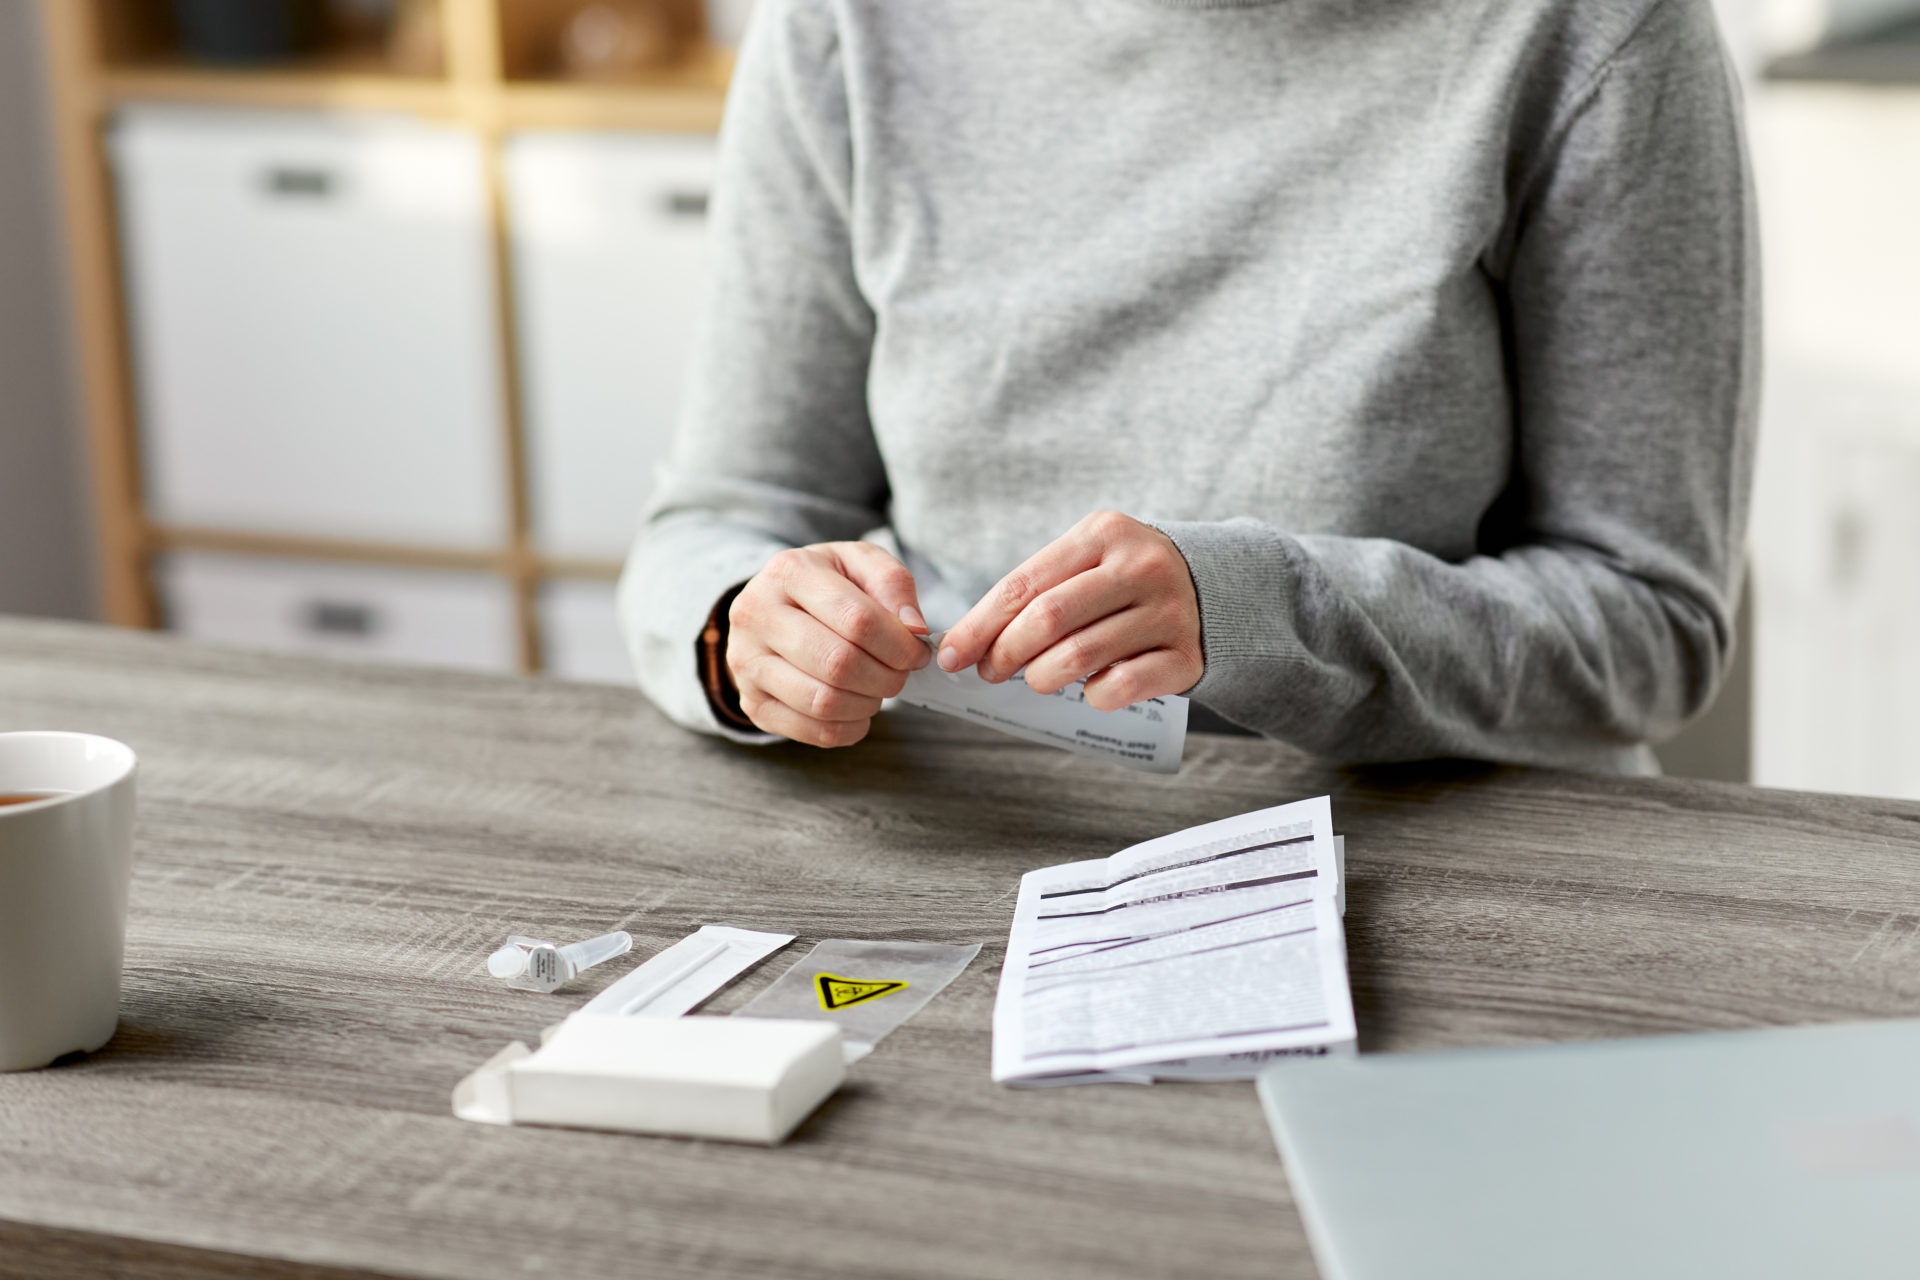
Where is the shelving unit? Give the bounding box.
[1745,75,1920,798]
[38,0,732,673]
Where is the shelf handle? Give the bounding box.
[264,167,337,199]
[660,191,709,219]
[302,600,378,637]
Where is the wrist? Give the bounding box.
[697,582,755,731]
[1149,517,1311,702]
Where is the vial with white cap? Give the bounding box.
[488,930,633,993]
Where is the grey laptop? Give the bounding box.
[1258,1020,1920,1280]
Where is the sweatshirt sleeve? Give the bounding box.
[1155,0,1759,770]
[618,0,884,739]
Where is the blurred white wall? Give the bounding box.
[0,0,95,621]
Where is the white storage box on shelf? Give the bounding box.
[111,107,507,548]
[539,579,631,685]
[1747,86,1920,799]
[157,552,518,673]
[505,131,717,561]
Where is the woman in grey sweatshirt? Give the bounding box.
[619,0,1758,772]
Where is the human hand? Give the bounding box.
[936,511,1203,711]
[725,542,931,747]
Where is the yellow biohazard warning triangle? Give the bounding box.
[815,972,909,1011]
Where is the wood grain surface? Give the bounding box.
[3,616,1919,1280]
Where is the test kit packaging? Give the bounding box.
[453,1014,844,1144]
[893,633,1188,773]
[579,924,794,1017]
[734,939,982,1061]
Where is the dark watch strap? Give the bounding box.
[698,582,756,731]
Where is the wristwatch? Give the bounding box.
[698,583,756,730]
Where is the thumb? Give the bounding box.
[835,542,929,635]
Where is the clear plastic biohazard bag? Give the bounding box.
[733,939,982,1062]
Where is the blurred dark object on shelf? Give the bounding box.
[328,0,396,48]
[166,0,328,64]
[1767,14,1920,83]
[387,0,444,75]
[560,2,684,78]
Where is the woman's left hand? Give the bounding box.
[936,511,1203,710]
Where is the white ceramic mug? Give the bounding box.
[0,732,138,1071]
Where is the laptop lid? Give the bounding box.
[1258,1020,1920,1280]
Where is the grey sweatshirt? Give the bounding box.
[618,0,1759,772]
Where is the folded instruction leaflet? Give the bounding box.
[991,797,1354,1084]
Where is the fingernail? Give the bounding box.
[938,646,960,672]
[898,605,928,633]
[910,643,931,669]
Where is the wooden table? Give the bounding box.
[3,617,1919,1280]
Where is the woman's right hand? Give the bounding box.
[724,542,931,747]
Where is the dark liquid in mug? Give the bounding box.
[0,791,71,807]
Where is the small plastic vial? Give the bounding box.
[488,930,633,993]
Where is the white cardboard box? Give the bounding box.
[455,1015,845,1145]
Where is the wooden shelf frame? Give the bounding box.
[147,526,625,581]
[96,63,464,118]
[38,0,727,672]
